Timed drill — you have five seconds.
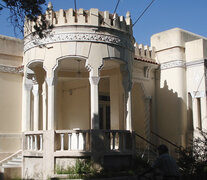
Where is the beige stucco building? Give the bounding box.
[0,3,206,179]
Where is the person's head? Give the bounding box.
[157,144,168,155]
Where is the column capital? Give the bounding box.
[89,76,100,86]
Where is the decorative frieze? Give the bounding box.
[160,60,185,70]
[24,32,133,52]
[161,59,207,70]
[0,64,23,74]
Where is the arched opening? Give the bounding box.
[27,61,46,131]
[55,58,90,130]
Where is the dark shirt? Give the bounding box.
[152,153,180,177]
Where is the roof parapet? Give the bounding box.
[134,42,155,62]
[24,3,133,37]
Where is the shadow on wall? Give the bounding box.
[156,80,193,148]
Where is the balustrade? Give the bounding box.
[55,130,89,151]
[105,130,133,152]
[55,130,133,153]
[23,130,134,154]
[24,132,43,151]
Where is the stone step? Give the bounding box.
[11,157,22,162]
[0,151,22,169]
[2,163,22,168]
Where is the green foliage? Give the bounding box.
[56,159,99,179]
[177,130,207,175]
[0,0,52,38]
[56,159,137,179]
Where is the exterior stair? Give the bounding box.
[0,150,22,172]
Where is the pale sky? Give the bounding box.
[0,0,207,45]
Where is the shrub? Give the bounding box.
[177,130,207,175]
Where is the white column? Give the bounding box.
[89,75,100,129]
[200,97,207,130]
[46,76,56,130]
[32,84,39,131]
[192,98,199,130]
[126,90,132,131]
[120,64,132,131]
[42,81,47,130]
[22,79,33,132]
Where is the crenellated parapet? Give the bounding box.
[134,42,155,62]
[24,2,133,37]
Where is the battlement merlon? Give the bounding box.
[24,2,133,37]
[134,42,156,62]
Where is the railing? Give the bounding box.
[151,131,180,157]
[55,130,135,153]
[23,130,135,155]
[135,132,157,162]
[104,130,134,152]
[24,131,43,151]
[55,130,90,151]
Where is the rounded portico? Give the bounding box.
[22,3,135,179]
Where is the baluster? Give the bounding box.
[104,132,110,151]
[30,135,33,150]
[82,132,86,151]
[68,133,72,150]
[34,135,37,151]
[76,132,79,150]
[60,133,64,151]
[39,134,43,151]
[27,136,30,150]
[118,132,123,151]
[112,132,116,150]
[123,133,126,151]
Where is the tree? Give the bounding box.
[0,0,53,38]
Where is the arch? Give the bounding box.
[54,55,88,72]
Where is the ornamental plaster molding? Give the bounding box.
[160,60,185,70]
[24,32,133,52]
[186,59,206,68]
[191,90,206,98]
[0,64,23,74]
[89,76,100,85]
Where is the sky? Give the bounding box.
[0,0,207,45]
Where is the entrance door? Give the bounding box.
[99,95,110,129]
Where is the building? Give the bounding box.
[0,3,206,179]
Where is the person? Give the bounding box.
[138,144,180,180]
[151,144,180,180]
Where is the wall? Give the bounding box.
[151,28,207,146]
[57,79,90,130]
[186,39,207,133]
[0,36,23,157]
